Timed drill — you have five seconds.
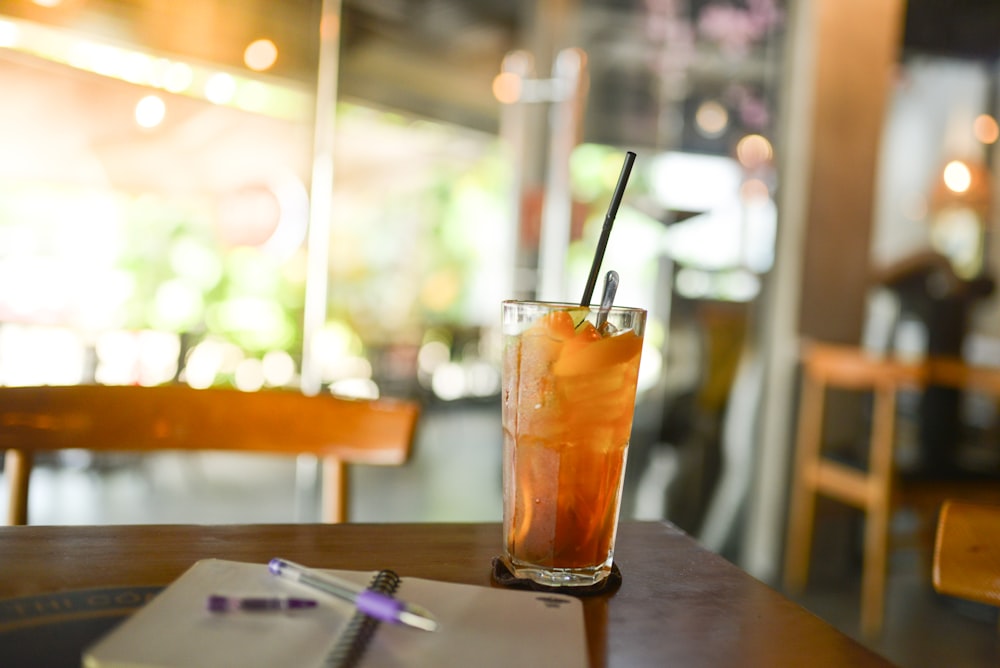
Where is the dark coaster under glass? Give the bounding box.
[490,557,622,596]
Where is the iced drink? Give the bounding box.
[501,300,645,587]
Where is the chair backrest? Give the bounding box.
[801,342,929,391]
[797,342,928,484]
[0,384,420,525]
[930,357,1000,395]
[933,499,1000,609]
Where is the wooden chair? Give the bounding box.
[0,384,420,525]
[784,343,1000,637]
[903,357,1000,541]
[783,342,928,638]
[932,499,1000,631]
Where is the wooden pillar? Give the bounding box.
[798,0,905,343]
[743,0,906,582]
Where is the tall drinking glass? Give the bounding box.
[501,300,646,587]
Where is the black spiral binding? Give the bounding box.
[323,570,401,668]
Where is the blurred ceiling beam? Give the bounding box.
[0,0,518,133]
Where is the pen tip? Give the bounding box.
[398,607,438,632]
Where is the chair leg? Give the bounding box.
[5,449,32,525]
[859,384,897,638]
[860,496,890,638]
[784,377,824,593]
[784,476,818,593]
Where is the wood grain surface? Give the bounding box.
[0,521,894,667]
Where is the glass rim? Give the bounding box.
[502,299,646,316]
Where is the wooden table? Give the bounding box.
[0,521,893,667]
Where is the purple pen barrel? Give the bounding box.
[207,595,318,612]
[267,557,438,631]
[355,590,405,621]
[207,595,232,613]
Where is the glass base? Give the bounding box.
[503,558,611,588]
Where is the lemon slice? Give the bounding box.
[567,307,590,329]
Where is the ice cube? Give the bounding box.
[598,321,619,337]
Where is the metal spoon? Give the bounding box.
[596,270,619,330]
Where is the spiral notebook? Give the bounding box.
[82,559,587,668]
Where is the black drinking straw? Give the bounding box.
[580,151,636,306]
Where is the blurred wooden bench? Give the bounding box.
[1,384,420,524]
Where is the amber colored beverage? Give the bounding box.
[501,300,645,587]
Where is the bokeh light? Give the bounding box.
[244,39,278,72]
[95,330,179,386]
[943,160,972,194]
[185,340,245,389]
[161,61,194,93]
[492,72,521,104]
[740,178,770,202]
[150,279,204,332]
[134,95,166,128]
[330,378,380,400]
[0,325,86,386]
[418,340,451,375]
[736,134,773,169]
[0,20,20,47]
[261,350,296,387]
[695,100,729,138]
[973,114,999,144]
[234,357,265,391]
[205,72,237,104]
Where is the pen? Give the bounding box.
[267,558,438,632]
[207,594,318,612]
